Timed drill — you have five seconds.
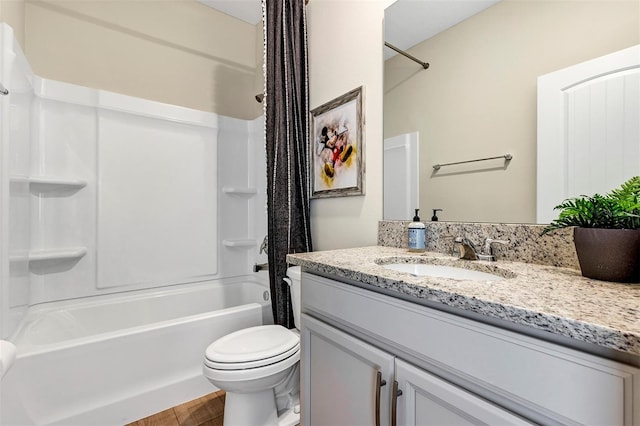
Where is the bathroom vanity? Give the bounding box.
[288,246,640,425]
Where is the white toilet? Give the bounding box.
[203,266,302,426]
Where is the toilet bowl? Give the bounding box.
[203,266,301,426]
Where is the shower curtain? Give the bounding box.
[263,0,313,328]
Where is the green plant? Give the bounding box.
[542,176,640,235]
[609,175,640,228]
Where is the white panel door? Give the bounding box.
[537,44,640,224]
[384,132,419,220]
[301,314,395,426]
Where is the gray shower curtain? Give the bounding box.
[263,0,313,328]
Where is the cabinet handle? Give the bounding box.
[391,380,403,426]
[375,370,387,426]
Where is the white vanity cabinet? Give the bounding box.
[300,272,640,425]
[303,314,531,425]
[394,359,532,425]
[302,315,394,425]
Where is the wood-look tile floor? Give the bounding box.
[126,391,225,426]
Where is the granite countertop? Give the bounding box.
[287,246,640,359]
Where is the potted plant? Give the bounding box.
[542,176,640,283]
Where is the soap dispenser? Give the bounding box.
[408,209,426,253]
[431,209,442,221]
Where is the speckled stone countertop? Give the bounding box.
[287,246,640,360]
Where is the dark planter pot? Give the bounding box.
[573,228,640,283]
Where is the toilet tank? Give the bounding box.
[285,266,301,330]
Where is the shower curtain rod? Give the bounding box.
[384,42,429,69]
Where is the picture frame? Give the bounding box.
[310,86,364,198]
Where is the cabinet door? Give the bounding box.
[395,359,532,425]
[301,314,395,426]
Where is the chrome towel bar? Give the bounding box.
[433,154,512,170]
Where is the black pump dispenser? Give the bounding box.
[413,209,421,221]
[431,209,442,221]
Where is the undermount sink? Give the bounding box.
[382,263,506,281]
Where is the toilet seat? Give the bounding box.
[204,325,299,370]
[204,343,300,370]
[203,347,299,386]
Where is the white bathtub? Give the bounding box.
[0,276,272,425]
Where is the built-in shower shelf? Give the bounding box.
[10,175,87,190]
[8,250,30,263]
[28,247,88,262]
[222,187,257,196]
[222,239,257,249]
[30,176,87,190]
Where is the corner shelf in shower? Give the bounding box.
[29,176,87,192]
[222,239,257,249]
[9,247,88,263]
[10,175,87,191]
[30,247,88,262]
[222,187,257,196]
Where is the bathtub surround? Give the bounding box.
[378,220,579,270]
[264,0,313,327]
[0,23,267,336]
[0,24,271,425]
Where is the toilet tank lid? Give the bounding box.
[205,325,299,363]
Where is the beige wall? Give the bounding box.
[22,0,262,119]
[384,0,640,224]
[307,0,389,250]
[0,0,25,47]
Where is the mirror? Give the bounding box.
[383,0,639,224]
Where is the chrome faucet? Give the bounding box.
[254,235,269,272]
[453,237,509,261]
[259,235,268,255]
[453,237,478,260]
[483,238,510,261]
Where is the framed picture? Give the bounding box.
[310,86,364,198]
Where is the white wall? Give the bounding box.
[307,0,390,250]
[384,0,640,224]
